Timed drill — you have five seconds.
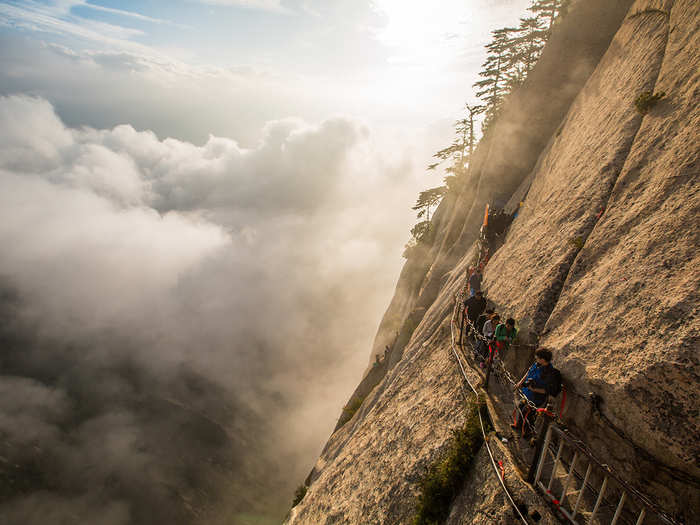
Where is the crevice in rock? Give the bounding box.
[536,6,674,340]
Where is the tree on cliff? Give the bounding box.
[528,0,571,38]
[404,186,447,258]
[474,27,516,132]
[506,16,546,88]
[460,103,484,171]
[429,104,484,190]
[406,0,574,258]
[412,186,447,226]
[475,0,571,132]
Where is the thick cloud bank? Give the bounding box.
[0,95,415,524]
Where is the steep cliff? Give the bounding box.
[289,1,699,523]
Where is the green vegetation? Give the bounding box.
[413,396,486,525]
[568,236,584,249]
[404,0,570,257]
[404,187,447,258]
[634,90,665,115]
[338,395,365,428]
[292,484,308,507]
[475,0,569,134]
[413,187,448,226]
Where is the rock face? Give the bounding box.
[290,1,699,523]
[486,0,700,510]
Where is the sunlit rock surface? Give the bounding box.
[289,0,699,522]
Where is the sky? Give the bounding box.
[0,1,531,523]
[0,0,529,143]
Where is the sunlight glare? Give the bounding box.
[373,0,475,69]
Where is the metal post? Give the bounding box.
[572,462,592,519]
[590,476,608,521]
[635,508,646,525]
[610,491,627,525]
[533,423,553,484]
[560,451,578,502]
[527,410,555,483]
[547,436,565,491]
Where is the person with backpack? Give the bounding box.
[511,348,561,436]
[463,290,486,335]
[468,268,482,297]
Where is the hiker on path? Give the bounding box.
[478,313,499,361]
[463,290,486,335]
[476,308,494,336]
[469,268,482,297]
[494,317,517,353]
[483,313,498,341]
[512,348,561,435]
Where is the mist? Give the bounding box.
[0,94,419,524]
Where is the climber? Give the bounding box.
[494,317,517,353]
[512,348,560,436]
[483,313,499,341]
[478,313,499,361]
[473,308,494,360]
[476,308,494,335]
[469,268,482,297]
[463,290,486,336]
[512,201,524,220]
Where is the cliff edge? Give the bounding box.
[289,1,699,523]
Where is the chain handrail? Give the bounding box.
[449,297,531,525]
[457,290,543,438]
[453,292,684,525]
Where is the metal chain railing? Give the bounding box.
[449,297,531,525]
[451,287,684,525]
[533,425,680,525]
[456,288,542,438]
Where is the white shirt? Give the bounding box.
[483,319,496,339]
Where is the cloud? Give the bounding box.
[198,0,291,13]
[0,33,309,145]
[79,2,187,28]
[0,2,146,42]
[0,95,419,523]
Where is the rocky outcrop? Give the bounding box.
[290,1,699,523]
[369,0,635,362]
[294,326,466,524]
[485,0,674,335]
[485,0,699,510]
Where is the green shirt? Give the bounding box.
[494,323,517,346]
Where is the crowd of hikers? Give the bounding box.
[461,265,562,439]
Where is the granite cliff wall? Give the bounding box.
[289,1,699,523]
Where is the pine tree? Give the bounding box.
[473,27,517,132]
[412,186,447,228]
[428,104,484,190]
[463,103,484,164]
[506,16,546,88]
[528,0,571,39]
[404,186,446,257]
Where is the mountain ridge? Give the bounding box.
[288,0,699,523]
